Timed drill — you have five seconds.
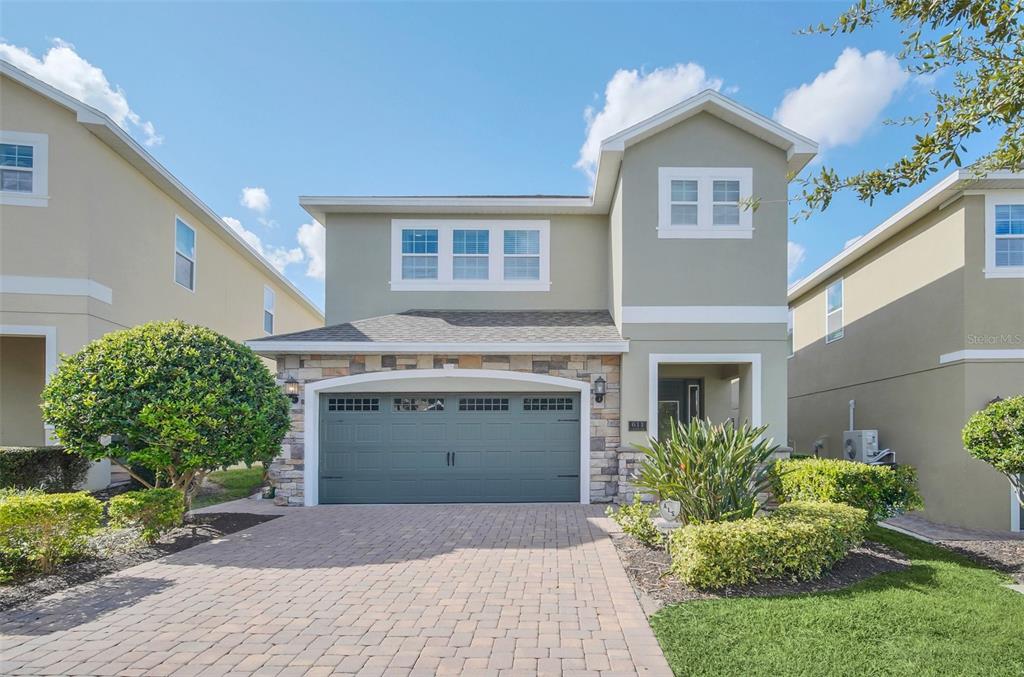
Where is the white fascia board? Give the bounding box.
[248,340,630,355]
[622,305,788,324]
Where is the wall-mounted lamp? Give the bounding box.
[283,376,301,404]
[593,376,607,404]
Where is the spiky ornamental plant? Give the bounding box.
[632,419,778,524]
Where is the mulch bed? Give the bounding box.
[937,539,1024,584]
[612,533,910,611]
[0,512,278,612]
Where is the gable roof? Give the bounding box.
[300,89,818,221]
[0,60,323,321]
[788,169,1024,302]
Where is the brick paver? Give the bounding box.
[1,504,672,676]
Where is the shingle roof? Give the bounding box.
[251,310,622,344]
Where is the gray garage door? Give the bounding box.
[319,392,580,503]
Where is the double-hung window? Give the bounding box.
[825,279,844,343]
[174,218,196,291]
[658,167,753,238]
[994,204,1024,268]
[391,220,549,290]
[0,131,48,207]
[263,286,275,334]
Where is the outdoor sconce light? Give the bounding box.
[594,376,607,403]
[283,376,301,404]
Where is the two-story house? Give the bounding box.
[0,62,324,487]
[249,90,817,506]
[788,170,1024,532]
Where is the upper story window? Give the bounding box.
[984,193,1024,279]
[174,217,196,291]
[390,220,550,291]
[263,286,275,334]
[0,131,48,207]
[825,278,844,343]
[657,167,753,239]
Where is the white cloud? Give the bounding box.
[297,221,326,280]
[223,216,303,273]
[0,38,162,146]
[774,48,908,150]
[240,187,271,214]
[576,63,724,181]
[788,241,806,278]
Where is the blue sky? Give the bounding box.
[2,1,997,310]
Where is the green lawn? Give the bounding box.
[651,527,1024,677]
[190,465,265,509]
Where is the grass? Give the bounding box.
[651,527,1024,677]
[190,465,265,509]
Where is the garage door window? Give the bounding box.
[327,397,379,411]
[458,397,510,411]
[523,397,574,411]
[393,397,445,412]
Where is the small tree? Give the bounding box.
[41,321,290,509]
[962,396,1024,507]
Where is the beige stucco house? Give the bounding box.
[0,62,324,487]
[247,90,818,506]
[788,170,1024,532]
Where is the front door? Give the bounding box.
[657,378,703,440]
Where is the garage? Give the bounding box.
[319,392,581,503]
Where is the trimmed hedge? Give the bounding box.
[668,500,868,589]
[0,446,92,493]
[770,457,923,522]
[0,491,103,575]
[108,488,185,544]
[607,496,665,548]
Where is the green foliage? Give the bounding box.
[108,488,185,544]
[191,465,267,509]
[632,419,778,524]
[962,395,1024,504]
[770,457,924,522]
[668,500,868,589]
[606,496,665,548]
[40,321,290,507]
[0,446,92,493]
[795,1,1023,215]
[0,491,102,575]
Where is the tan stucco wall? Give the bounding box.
[0,336,45,445]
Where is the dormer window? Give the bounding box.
[658,167,752,239]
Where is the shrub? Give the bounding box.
[962,395,1024,507]
[668,500,868,589]
[606,497,665,548]
[632,419,778,524]
[770,457,923,522]
[108,489,185,543]
[41,321,290,509]
[0,492,103,574]
[0,446,92,493]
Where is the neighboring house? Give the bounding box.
[248,90,817,506]
[788,170,1024,532]
[0,62,324,488]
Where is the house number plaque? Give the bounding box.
[628,420,647,432]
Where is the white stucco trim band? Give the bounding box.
[939,349,1024,364]
[250,340,630,355]
[622,305,788,324]
[1,275,113,304]
[0,324,58,443]
[301,368,592,507]
[648,353,762,435]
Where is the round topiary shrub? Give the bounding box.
[41,321,290,508]
[962,395,1024,507]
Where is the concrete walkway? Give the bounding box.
[884,513,1024,542]
[1,504,672,676]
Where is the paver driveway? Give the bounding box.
[1,504,672,676]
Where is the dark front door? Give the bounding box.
[658,378,704,440]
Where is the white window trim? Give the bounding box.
[825,278,844,344]
[0,130,49,207]
[174,216,196,292]
[263,285,276,335]
[984,191,1024,278]
[657,167,753,239]
[390,219,551,291]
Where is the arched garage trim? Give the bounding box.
[302,369,592,506]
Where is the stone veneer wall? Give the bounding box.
[270,353,622,506]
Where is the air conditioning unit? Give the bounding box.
[843,430,885,464]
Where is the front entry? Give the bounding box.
[318,392,581,503]
[657,378,703,440]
